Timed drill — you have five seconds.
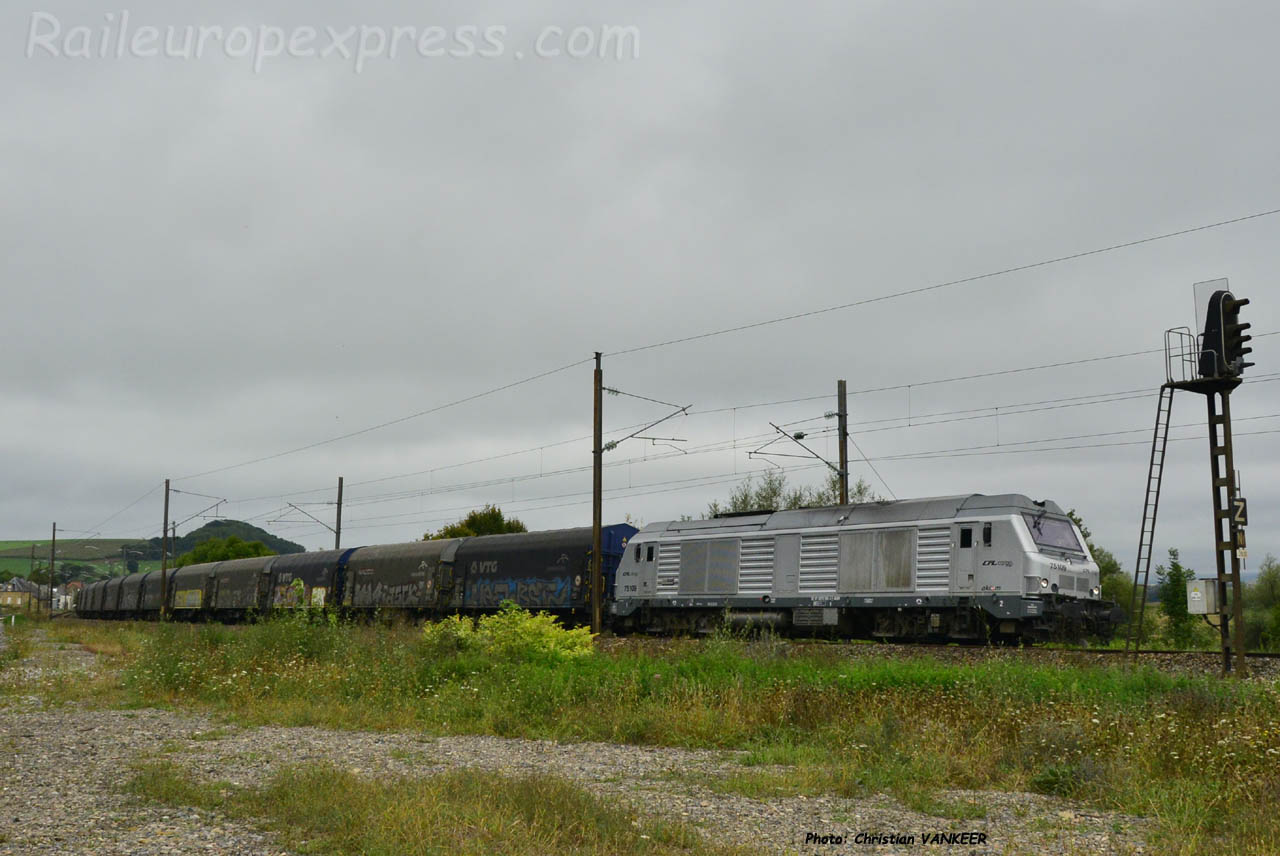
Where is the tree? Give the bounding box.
[59,562,96,581]
[1244,554,1280,651]
[141,522,303,562]
[800,472,878,508]
[1066,508,1129,610]
[425,505,528,540]
[706,470,787,517]
[1066,510,1123,584]
[1155,548,1199,649]
[1251,554,1280,608]
[175,536,275,568]
[704,471,878,518]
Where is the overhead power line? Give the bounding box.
[92,364,1280,543]
[308,407,1280,533]
[213,374,1280,523]
[173,208,1278,489]
[279,372,1280,513]
[332,424,1280,535]
[176,356,593,483]
[52,482,164,551]
[869,418,1280,462]
[609,207,1280,356]
[872,427,1280,463]
[216,338,1277,510]
[696,333,1279,415]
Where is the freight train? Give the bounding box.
[75,493,1123,643]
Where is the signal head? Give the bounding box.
[1221,292,1254,375]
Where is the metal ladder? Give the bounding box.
[1125,384,1175,653]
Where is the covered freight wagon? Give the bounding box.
[456,525,634,612]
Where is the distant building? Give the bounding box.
[1,578,49,608]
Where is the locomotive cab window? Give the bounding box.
[634,545,641,562]
[646,545,655,562]
[983,523,992,547]
[1021,513,1084,554]
[959,528,973,548]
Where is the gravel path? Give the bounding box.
[0,628,1154,855]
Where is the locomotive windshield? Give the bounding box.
[1021,513,1084,554]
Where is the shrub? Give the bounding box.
[423,602,594,662]
[420,614,477,654]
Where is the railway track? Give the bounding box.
[1052,646,1280,659]
[596,635,1280,679]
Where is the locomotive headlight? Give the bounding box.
[1090,586,1100,598]
[1039,577,1049,588]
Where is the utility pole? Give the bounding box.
[160,478,170,619]
[27,545,34,615]
[591,352,603,634]
[49,523,56,616]
[334,476,344,549]
[837,379,849,505]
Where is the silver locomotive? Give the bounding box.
[611,494,1121,643]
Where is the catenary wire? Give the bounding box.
[175,210,1279,485]
[609,208,1280,356]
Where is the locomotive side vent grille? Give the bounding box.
[916,527,951,592]
[793,607,839,626]
[738,536,775,596]
[656,542,681,595]
[798,533,839,594]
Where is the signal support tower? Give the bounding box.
[1127,282,1253,676]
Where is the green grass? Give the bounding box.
[0,558,39,576]
[0,541,41,551]
[127,760,746,856]
[0,538,143,558]
[0,538,158,582]
[0,557,161,582]
[32,616,1280,855]
[0,620,32,668]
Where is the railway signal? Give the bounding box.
[1132,279,1256,675]
[1221,294,1254,374]
[1199,289,1253,378]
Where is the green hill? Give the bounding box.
[158,519,305,559]
[0,521,304,584]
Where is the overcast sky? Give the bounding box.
[3,1,1278,579]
